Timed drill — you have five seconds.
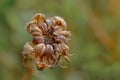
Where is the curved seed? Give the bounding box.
[23,42,34,55]
[45,44,54,55]
[32,13,45,23]
[34,43,46,57]
[59,43,69,56]
[31,32,42,36]
[55,43,68,56]
[30,26,42,36]
[32,36,44,44]
[54,26,63,31]
[52,16,67,30]
[38,22,48,34]
[58,44,64,55]
[22,42,35,59]
[57,44,63,56]
[54,31,71,37]
[26,20,37,33]
[55,35,67,43]
[52,43,60,52]
[46,19,54,29]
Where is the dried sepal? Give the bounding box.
[58,63,67,68]
[36,62,52,70]
[63,55,70,63]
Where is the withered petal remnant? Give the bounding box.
[22,13,71,70]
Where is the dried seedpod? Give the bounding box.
[22,13,71,70]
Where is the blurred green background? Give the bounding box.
[1,0,120,80]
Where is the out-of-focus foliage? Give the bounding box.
[0,0,120,80]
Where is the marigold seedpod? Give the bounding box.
[22,13,71,70]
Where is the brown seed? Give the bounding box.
[33,13,45,23]
[38,22,48,34]
[34,43,46,57]
[32,36,44,44]
[46,19,54,29]
[22,42,35,60]
[55,43,68,57]
[23,42,34,55]
[55,35,67,43]
[45,44,54,55]
[53,31,71,37]
[30,26,42,36]
[52,43,60,52]
[26,20,37,33]
[54,26,63,31]
[52,16,67,30]
[59,43,69,57]
[56,44,63,56]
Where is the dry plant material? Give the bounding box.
[22,13,71,70]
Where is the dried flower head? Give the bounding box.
[22,13,71,70]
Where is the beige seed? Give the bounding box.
[32,36,44,44]
[34,43,46,57]
[38,22,48,34]
[32,13,45,23]
[30,26,42,36]
[46,19,54,29]
[55,35,67,43]
[23,42,34,55]
[22,42,35,59]
[53,31,71,37]
[52,16,67,30]
[45,44,54,55]
[26,20,37,33]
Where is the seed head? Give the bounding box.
[22,13,71,70]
